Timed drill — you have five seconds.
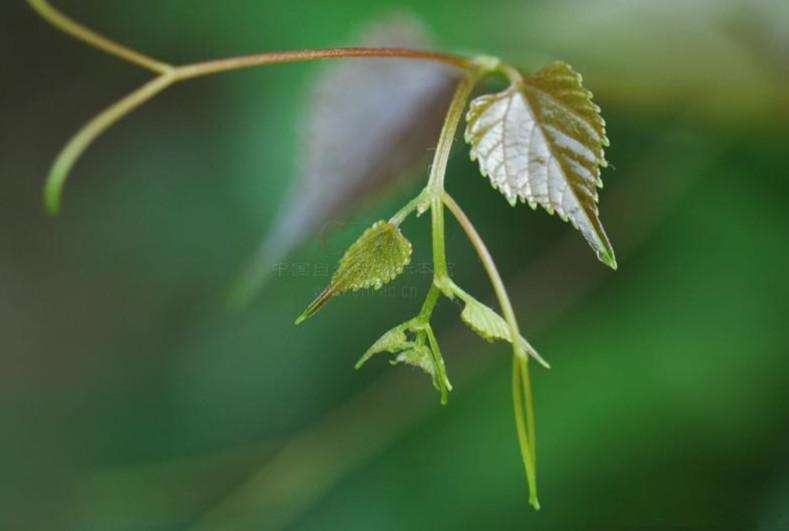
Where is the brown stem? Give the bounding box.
[173,47,474,81]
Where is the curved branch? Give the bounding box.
[175,47,474,80]
[26,0,173,74]
[43,73,176,214]
[29,2,480,214]
[26,0,473,77]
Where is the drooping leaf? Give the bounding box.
[392,345,436,377]
[391,345,446,391]
[393,344,452,398]
[465,61,617,269]
[355,324,413,369]
[356,322,452,401]
[228,15,455,306]
[455,288,549,368]
[296,221,412,323]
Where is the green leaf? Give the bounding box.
[391,345,437,379]
[465,61,617,269]
[296,221,412,324]
[391,344,452,397]
[356,322,452,402]
[355,324,412,369]
[455,289,550,368]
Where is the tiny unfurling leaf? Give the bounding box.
[355,324,412,369]
[455,288,550,368]
[356,322,451,401]
[465,61,616,269]
[296,221,412,323]
[391,342,452,398]
[391,345,436,378]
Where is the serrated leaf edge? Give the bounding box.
[464,62,617,270]
[296,220,413,324]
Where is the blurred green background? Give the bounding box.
[3,0,789,529]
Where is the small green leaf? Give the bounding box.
[465,61,616,270]
[391,345,436,378]
[455,288,550,368]
[391,343,452,397]
[356,321,452,403]
[296,221,412,323]
[355,324,412,369]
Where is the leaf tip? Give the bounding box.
[295,286,333,325]
[521,339,551,369]
[440,394,448,406]
[529,494,541,511]
[600,248,618,270]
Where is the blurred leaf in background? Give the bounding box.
[229,13,455,306]
[2,0,788,530]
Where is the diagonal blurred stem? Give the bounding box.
[442,191,539,508]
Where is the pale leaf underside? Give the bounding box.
[465,62,617,269]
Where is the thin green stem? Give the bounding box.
[498,62,525,85]
[512,357,539,509]
[430,200,449,281]
[417,284,442,321]
[26,0,173,74]
[44,72,176,214]
[389,189,428,227]
[426,72,483,288]
[442,191,539,509]
[441,193,526,362]
[426,73,481,192]
[410,285,449,403]
[519,355,537,470]
[27,1,476,76]
[424,325,450,404]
